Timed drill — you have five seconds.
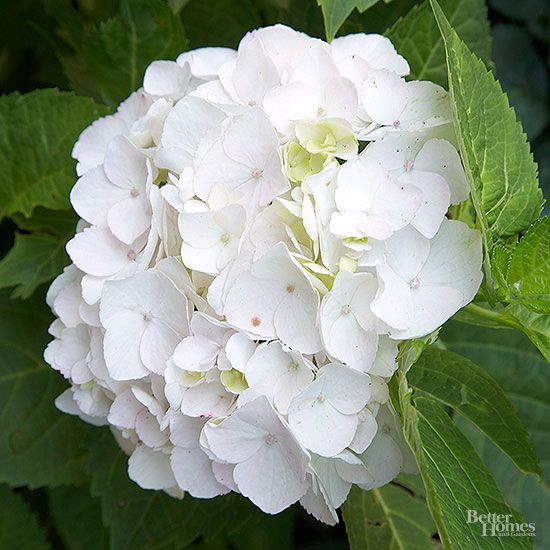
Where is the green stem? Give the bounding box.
[463,303,518,329]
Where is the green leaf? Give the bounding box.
[11,208,77,238]
[501,304,550,366]
[86,428,262,550]
[0,289,91,488]
[167,0,191,14]
[455,303,550,362]
[317,0,382,42]
[492,24,549,141]
[49,485,109,550]
[408,347,541,477]
[75,0,187,107]
[226,506,297,550]
[340,0,418,36]
[0,234,69,299]
[342,484,436,549]
[399,383,530,548]
[181,0,261,49]
[386,0,491,88]
[0,90,110,218]
[441,321,550,547]
[396,330,440,372]
[429,0,543,251]
[0,485,49,550]
[506,217,550,313]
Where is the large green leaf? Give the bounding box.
[317,0,383,42]
[0,90,109,218]
[506,217,550,313]
[492,24,549,141]
[386,0,491,88]
[0,208,76,299]
[457,302,550,362]
[181,0,262,49]
[441,321,549,547]
[0,485,49,550]
[259,0,326,39]
[74,0,187,107]
[342,484,436,549]
[0,289,90,488]
[408,347,541,477]
[501,304,550,363]
[10,208,77,237]
[86,428,263,550]
[429,0,543,250]
[0,234,69,299]
[399,384,529,548]
[49,485,109,550]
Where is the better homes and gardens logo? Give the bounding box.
[467,511,536,538]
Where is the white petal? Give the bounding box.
[72,115,127,175]
[135,409,168,448]
[173,335,220,372]
[169,413,206,448]
[128,445,176,490]
[180,381,233,418]
[71,167,127,226]
[331,34,409,76]
[288,397,357,457]
[225,332,256,373]
[362,70,408,126]
[104,136,147,190]
[108,388,143,429]
[205,397,309,513]
[143,60,190,99]
[140,322,181,375]
[66,226,135,277]
[107,196,151,245]
[401,171,450,239]
[103,312,149,380]
[414,139,469,204]
[349,408,378,453]
[371,263,413,331]
[171,447,229,498]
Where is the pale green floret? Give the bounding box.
[343,236,370,246]
[294,118,358,159]
[339,256,358,273]
[284,141,331,182]
[154,167,169,186]
[180,370,205,388]
[220,369,248,394]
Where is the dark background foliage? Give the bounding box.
[0,0,547,548]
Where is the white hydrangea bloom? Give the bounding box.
[44,24,483,521]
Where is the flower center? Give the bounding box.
[220,233,231,245]
[251,168,263,179]
[341,304,351,315]
[265,433,278,445]
[127,249,137,260]
[317,393,326,403]
[143,311,153,321]
[409,276,420,289]
[130,187,140,198]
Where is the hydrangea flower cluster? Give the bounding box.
[44,25,483,522]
